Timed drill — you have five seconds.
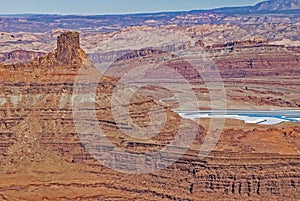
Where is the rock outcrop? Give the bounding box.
[208,38,269,49]
[97,39,300,80]
[56,31,86,66]
[25,31,86,68]
[0,32,299,200]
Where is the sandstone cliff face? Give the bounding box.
[209,38,270,49]
[90,38,300,80]
[0,32,299,200]
[210,44,300,78]
[99,39,300,109]
[88,40,198,64]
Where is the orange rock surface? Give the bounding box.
[0,32,299,200]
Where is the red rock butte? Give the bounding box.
[56,31,86,66]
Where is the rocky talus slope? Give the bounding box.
[0,32,299,200]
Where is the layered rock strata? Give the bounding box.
[0,32,298,200]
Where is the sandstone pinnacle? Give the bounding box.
[55,31,86,66]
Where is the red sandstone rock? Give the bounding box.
[0,32,298,200]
